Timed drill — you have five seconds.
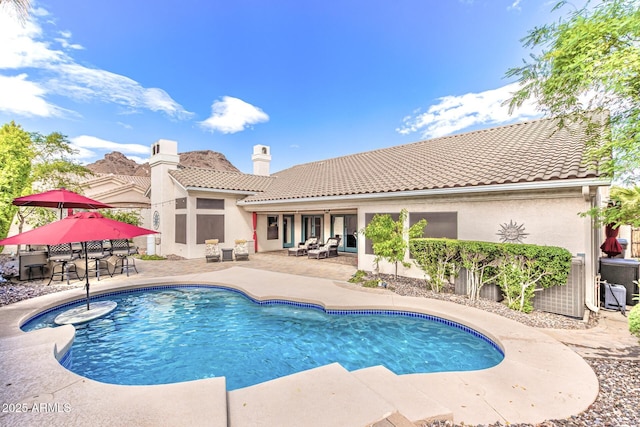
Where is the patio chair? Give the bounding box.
[288,237,318,257]
[234,239,249,261]
[110,239,138,276]
[47,243,81,285]
[84,240,113,280]
[307,237,341,260]
[205,239,221,262]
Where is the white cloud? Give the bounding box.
[396,82,541,139]
[199,96,269,133]
[71,135,150,155]
[0,10,64,69]
[0,6,192,119]
[508,0,523,11]
[0,73,69,117]
[46,64,193,119]
[117,121,133,129]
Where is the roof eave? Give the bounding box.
[237,177,611,206]
[184,186,260,196]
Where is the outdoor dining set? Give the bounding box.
[43,238,139,285]
[0,189,158,308]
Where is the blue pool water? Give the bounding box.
[23,286,503,390]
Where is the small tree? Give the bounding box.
[582,185,640,227]
[0,122,33,244]
[506,0,640,184]
[361,209,426,279]
[99,209,142,226]
[14,130,92,233]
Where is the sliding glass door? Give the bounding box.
[282,215,294,248]
[331,214,357,253]
[302,215,322,242]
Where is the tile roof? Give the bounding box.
[169,166,275,193]
[241,116,605,203]
[92,174,151,189]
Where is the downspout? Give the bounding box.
[583,185,600,313]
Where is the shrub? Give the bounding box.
[348,270,367,284]
[411,238,460,292]
[138,254,166,260]
[495,243,572,313]
[362,279,381,288]
[410,238,572,311]
[629,304,640,339]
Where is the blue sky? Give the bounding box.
[1,0,570,174]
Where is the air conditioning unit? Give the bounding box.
[603,283,626,311]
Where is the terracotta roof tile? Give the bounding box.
[169,166,274,192]
[241,116,603,203]
[92,174,151,189]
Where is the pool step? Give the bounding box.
[368,412,420,427]
[227,363,398,427]
[353,366,453,424]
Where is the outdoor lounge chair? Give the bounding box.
[307,237,341,259]
[205,239,221,262]
[288,237,318,256]
[47,243,81,285]
[234,239,249,261]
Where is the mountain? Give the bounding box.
[86,150,240,176]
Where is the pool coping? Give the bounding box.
[0,267,599,426]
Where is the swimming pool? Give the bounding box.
[23,286,504,390]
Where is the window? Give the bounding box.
[410,212,458,239]
[267,216,279,240]
[175,197,187,209]
[175,214,187,244]
[196,198,224,210]
[196,214,225,244]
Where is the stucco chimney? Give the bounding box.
[149,139,179,256]
[252,144,271,176]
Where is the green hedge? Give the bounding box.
[410,238,572,312]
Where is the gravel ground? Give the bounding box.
[1,268,638,427]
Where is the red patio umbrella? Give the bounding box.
[0,212,158,309]
[13,188,112,218]
[600,223,622,258]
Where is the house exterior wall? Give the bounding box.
[356,188,598,280]
[166,190,254,259]
[81,178,152,253]
[256,214,283,252]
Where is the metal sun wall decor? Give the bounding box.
[497,220,529,243]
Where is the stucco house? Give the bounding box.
[80,173,152,252]
[143,116,610,314]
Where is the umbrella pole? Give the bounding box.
[84,243,90,310]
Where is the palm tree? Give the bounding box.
[0,0,31,23]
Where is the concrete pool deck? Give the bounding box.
[0,256,601,426]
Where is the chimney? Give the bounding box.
[149,139,179,256]
[252,144,271,176]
